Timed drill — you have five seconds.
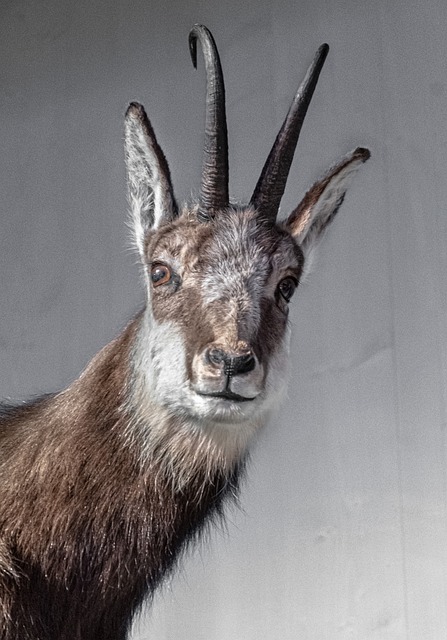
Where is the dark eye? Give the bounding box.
[150,263,172,287]
[277,277,297,303]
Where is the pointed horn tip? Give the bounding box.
[189,24,212,39]
[189,24,212,69]
[313,43,329,68]
[191,23,208,31]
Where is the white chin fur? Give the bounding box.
[128,311,290,463]
[182,390,263,424]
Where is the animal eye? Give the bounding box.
[150,263,172,287]
[277,277,297,303]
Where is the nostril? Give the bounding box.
[205,347,257,376]
[226,352,256,376]
[206,348,226,366]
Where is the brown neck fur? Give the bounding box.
[0,313,242,640]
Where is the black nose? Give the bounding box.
[206,348,256,376]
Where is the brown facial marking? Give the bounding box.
[144,207,304,396]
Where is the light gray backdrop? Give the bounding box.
[1,1,447,639]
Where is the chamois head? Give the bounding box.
[124,25,369,437]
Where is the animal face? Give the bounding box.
[123,26,369,447]
[139,206,303,424]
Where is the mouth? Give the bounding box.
[196,390,257,403]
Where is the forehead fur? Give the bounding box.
[145,205,303,278]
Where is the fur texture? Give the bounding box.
[0,29,369,640]
[0,320,243,639]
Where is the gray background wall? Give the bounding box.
[1,1,447,638]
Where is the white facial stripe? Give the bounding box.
[200,214,271,343]
[132,312,187,407]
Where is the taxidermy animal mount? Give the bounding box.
[0,24,369,640]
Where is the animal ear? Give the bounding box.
[284,147,370,256]
[124,102,178,257]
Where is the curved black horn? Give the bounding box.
[250,44,329,222]
[189,24,229,221]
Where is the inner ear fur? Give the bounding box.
[285,147,370,250]
[124,102,178,258]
